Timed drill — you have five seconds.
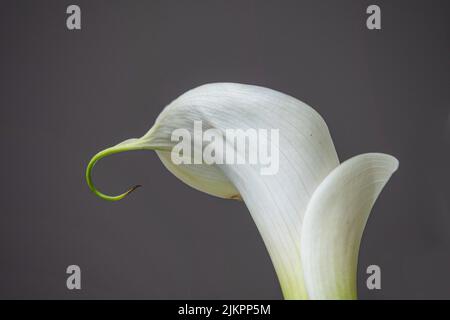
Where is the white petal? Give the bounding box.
[86,83,339,298]
[300,153,399,299]
[143,83,340,298]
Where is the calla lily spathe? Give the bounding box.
[86,83,398,299]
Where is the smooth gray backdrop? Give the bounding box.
[0,0,449,299]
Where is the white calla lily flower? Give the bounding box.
[86,83,398,299]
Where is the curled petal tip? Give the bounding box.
[126,185,142,196]
[85,139,149,202]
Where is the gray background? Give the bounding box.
[0,0,449,299]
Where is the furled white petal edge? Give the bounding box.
[300,153,399,300]
[104,83,340,299]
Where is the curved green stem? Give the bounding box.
[86,145,145,201]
